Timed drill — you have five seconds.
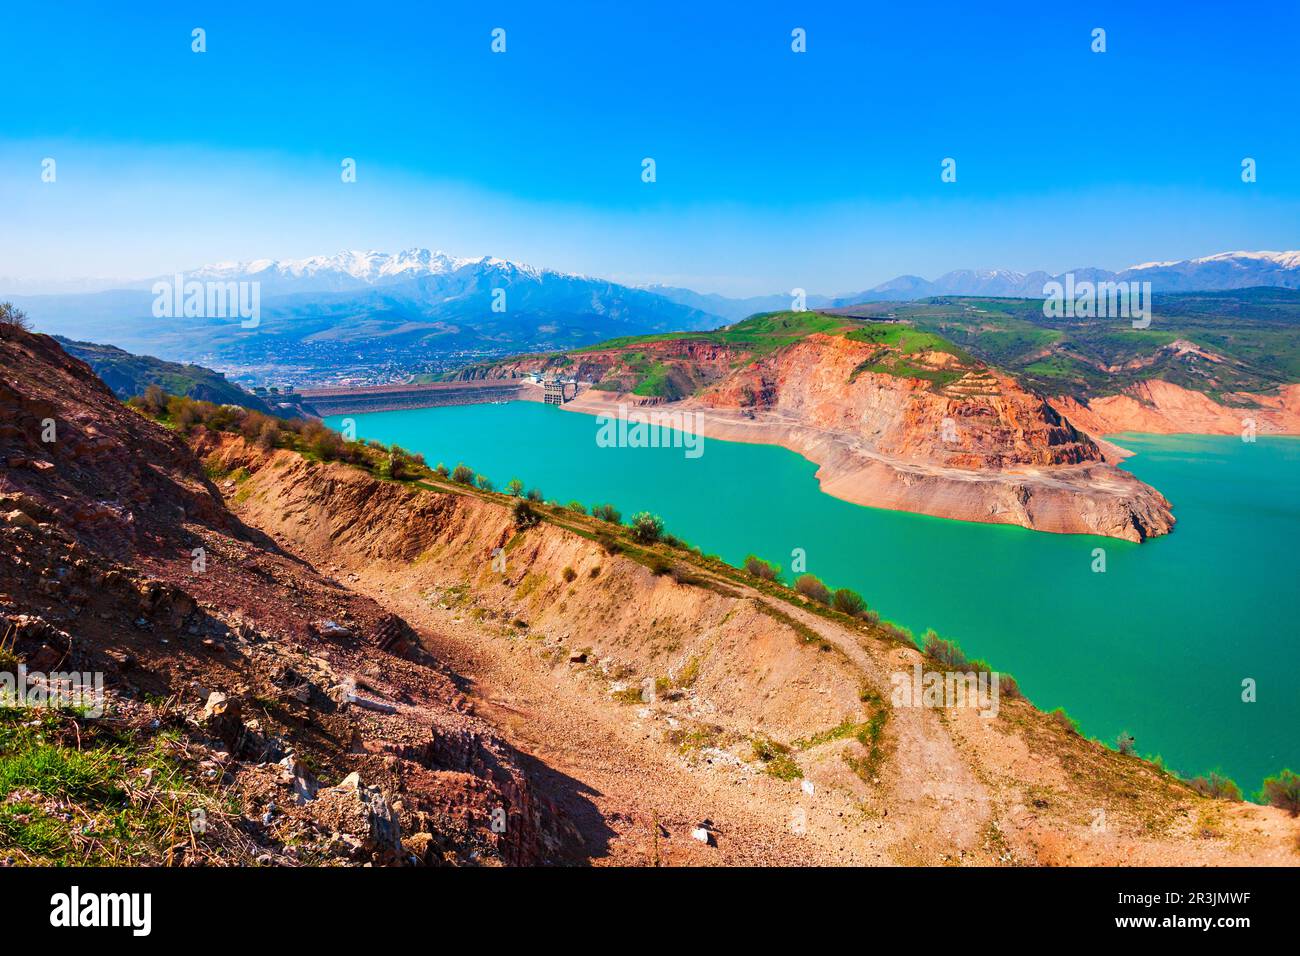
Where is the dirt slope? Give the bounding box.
[0,327,571,865]
[210,436,1297,866]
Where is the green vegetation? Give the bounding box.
[1261,769,1300,816]
[887,289,1300,401]
[451,463,475,484]
[831,588,868,617]
[794,574,831,605]
[1187,772,1243,802]
[591,503,621,524]
[743,554,781,582]
[629,512,665,544]
[57,336,275,413]
[750,735,802,781]
[0,710,228,865]
[511,498,540,528]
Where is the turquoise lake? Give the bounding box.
[327,403,1299,794]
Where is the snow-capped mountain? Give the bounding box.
[8,248,715,364]
[824,250,1300,304]
[184,248,557,295]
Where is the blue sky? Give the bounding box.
[2,1,1297,295]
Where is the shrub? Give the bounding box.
[794,574,831,604]
[561,566,577,583]
[505,478,524,497]
[1116,732,1136,756]
[1262,769,1300,816]
[525,488,543,502]
[591,503,621,524]
[511,499,540,528]
[0,302,31,332]
[629,512,664,544]
[648,555,672,576]
[831,588,867,616]
[434,462,450,478]
[743,555,780,581]
[566,501,587,515]
[751,736,802,781]
[921,629,968,669]
[595,531,622,555]
[1187,772,1242,801]
[476,475,495,492]
[140,384,168,415]
[1048,707,1080,736]
[451,463,475,485]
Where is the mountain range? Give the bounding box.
[5,248,1299,370]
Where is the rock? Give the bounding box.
[314,620,354,639]
[801,779,815,796]
[690,826,714,846]
[313,773,402,861]
[568,650,588,664]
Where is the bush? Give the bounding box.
[922,630,968,669]
[831,588,867,616]
[505,478,524,497]
[629,512,664,544]
[1048,707,1080,736]
[1116,732,1136,756]
[451,463,475,485]
[140,384,168,415]
[476,475,495,492]
[1187,772,1242,801]
[595,531,622,554]
[511,498,540,528]
[591,503,621,524]
[1262,769,1300,816]
[743,555,780,582]
[0,302,31,331]
[434,462,450,478]
[794,574,831,604]
[525,488,543,502]
[561,566,577,583]
[648,555,672,576]
[566,501,587,515]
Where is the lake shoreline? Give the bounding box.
[558,390,1175,542]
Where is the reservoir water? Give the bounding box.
[327,403,1299,794]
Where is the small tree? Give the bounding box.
[525,487,543,502]
[451,463,475,485]
[794,574,831,605]
[512,498,540,528]
[0,302,30,333]
[629,512,664,544]
[566,501,587,515]
[505,478,525,497]
[591,503,621,524]
[831,588,867,616]
[743,555,780,582]
[1262,769,1300,816]
[921,629,968,669]
[1187,772,1242,801]
[141,384,168,415]
[434,462,450,478]
[476,475,495,492]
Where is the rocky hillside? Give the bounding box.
[0,326,569,865]
[453,313,1175,541]
[53,336,275,414]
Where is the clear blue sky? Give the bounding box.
[2,1,1297,295]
